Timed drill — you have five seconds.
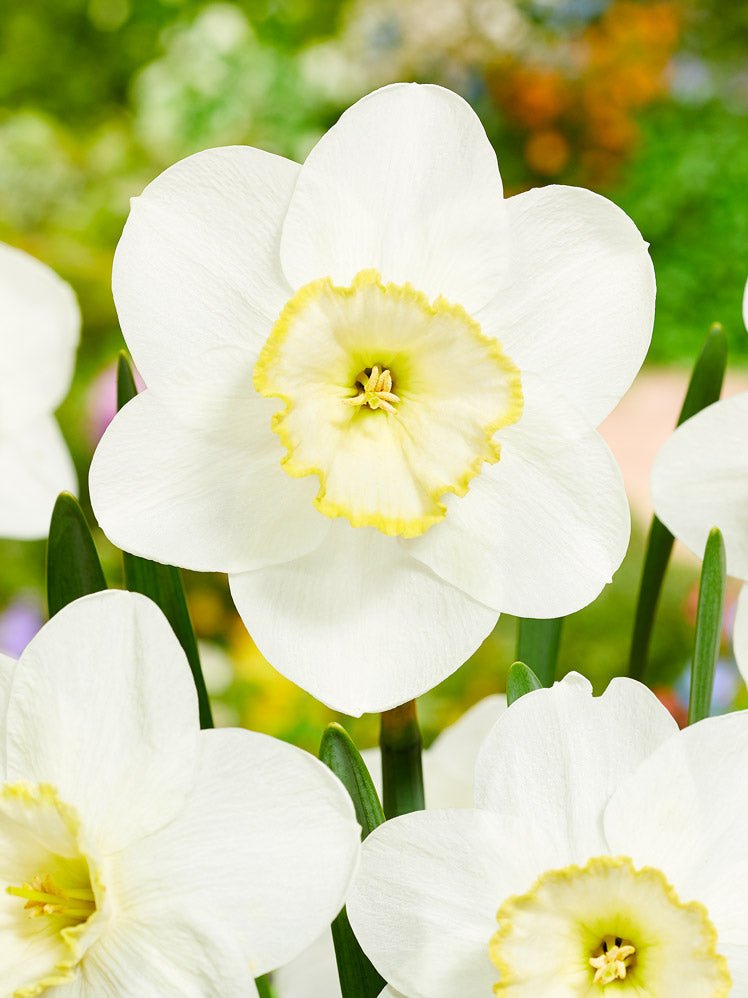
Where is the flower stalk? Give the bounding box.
[515,617,563,686]
[380,700,425,819]
[688,528,726,725]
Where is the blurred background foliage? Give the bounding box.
[0,0,746,747]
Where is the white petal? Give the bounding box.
[0,651,15,777]
[273,931,341,998]
[280,83,508,313]
[89,386,327,573]
[406,374,630,617]
[0,416,77,540]
[733,583,748,684]
[347,809,557,998]
[113,146,298,388]
[652,393,748,578]
[603,710,748,916]
[476,185,654,426]
[114,728,360,978]
[0,241,79,429]
[475,673,678,863]
[5,591,199,852]
[230,522,497,716]
[425,695,506,808]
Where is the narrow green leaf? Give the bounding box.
[688,528,726,725]
[506,661,543,705]
[515,617,563,687]
[319,723,386,998]
[116,350,138,409]
[380,699,425,819]
[320,723,385,838]
[116,352,213,729]
[47,492,107,617]
[629,324,727,681]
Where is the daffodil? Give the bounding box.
[0,590,360,996]
[347,674,747,996]
[274,695,506,998]
[652,277,748,681]
[0,242,78,539]
[90,83,654,715]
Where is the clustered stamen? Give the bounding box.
[7,874,96,921]
[344,365,400,414]
[589,935,637,986]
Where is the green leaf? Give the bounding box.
[320,724,386,998]
[116,353,213,729]
[515,617,563,687]
[116,350,138,408]
[46,492,107,617]
[506,661,543,705]
[379,700,425,819]
[688,528,726,725]
[320,723,385,838]
[628,324,727,681]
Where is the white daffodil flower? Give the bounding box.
[652,276,748,682]
[0,242,78,538]
[0,590,360,996]
[274,694,505,998]
[348,673,748,997]
[90,83,654,715]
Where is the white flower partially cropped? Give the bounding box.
[653,277,748,682]
[0,590,360,996]
[90,82,654,715]
[348,674,748,996]
[275,695,505,998]
[0,242,79,538]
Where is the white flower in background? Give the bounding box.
[274,694,505,998]
[348,674,748,996]
[90,82,654,715]
[0,242,78,538]
[652,277,748,682]
[0,590,360,996]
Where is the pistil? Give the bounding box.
[7,874,96,920]
[589,936,637,985]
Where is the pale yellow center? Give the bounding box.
[489,855,730,996]
[344,365,400,414]
[589,936,637,985]
[7,873,96,922]
[254,269,523,538]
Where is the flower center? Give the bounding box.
[344,365,400,414]
[254,269,523,538]
[0,783,104,994]
[589,935,637,985]
[7,873,96,923]
[489,855,730,996]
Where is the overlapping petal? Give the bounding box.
[230,522,497,715]
[280,83,508,313]
[0,652,15,778]
[476,185,655,427]
[4,591,199,851]
[112,146,298,388]
[89,385,326,573]
[475,673,678,863]
[407,375,630,618]
[733,583,748,683]
[652,393,748,579]
[0,241,79,429]
[347,810,557,998]
[113,729,360,979]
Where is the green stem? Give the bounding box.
[515,617,563,687]
[380,700,425,819]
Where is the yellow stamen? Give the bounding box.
[7,874,96,921]
[589,936,637,985]
[344,365,401,414]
